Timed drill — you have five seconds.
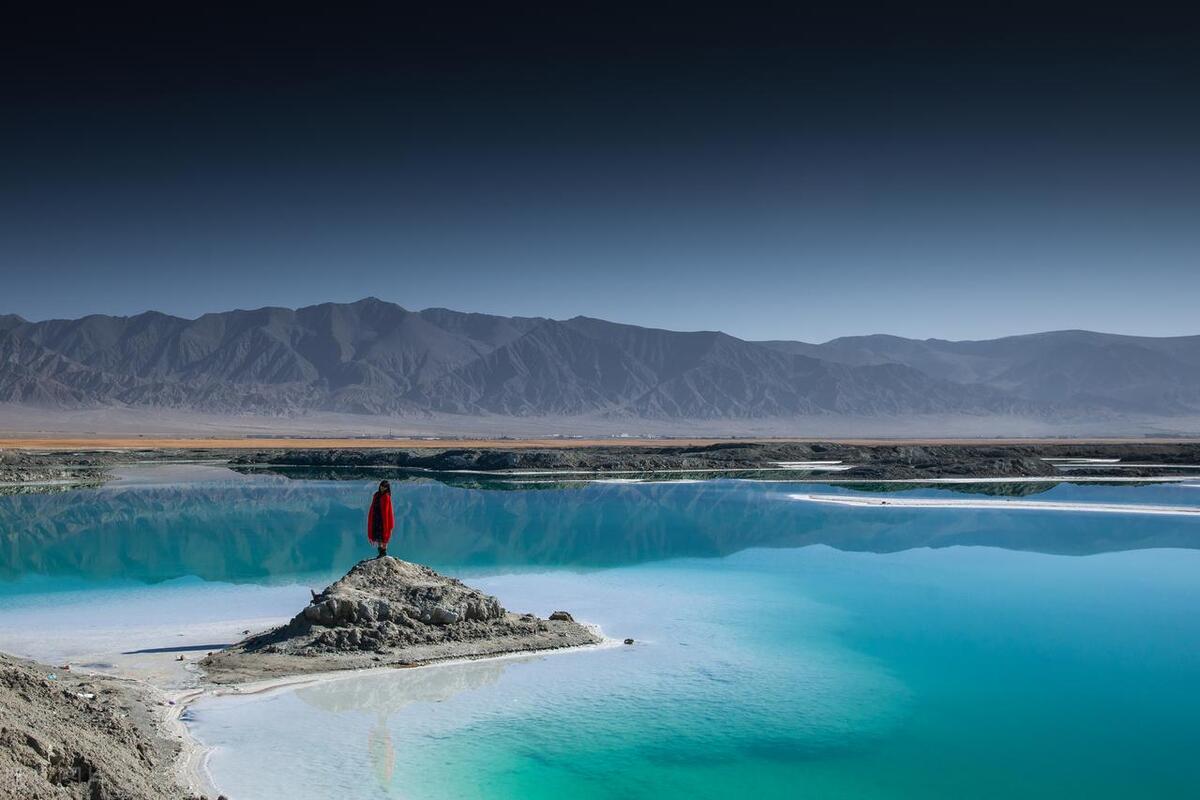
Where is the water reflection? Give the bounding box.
[293,659,511,792]
[296,658,510,714]
[2,475,1198,587]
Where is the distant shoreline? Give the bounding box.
[6,440,1200,486]
[4,435,1200,450]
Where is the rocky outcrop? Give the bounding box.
[200,558,601,684]
[296,559,506,652]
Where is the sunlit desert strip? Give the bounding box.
[789,493,1200,516]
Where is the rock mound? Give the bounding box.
[300,558,505,647]
[201,558,600,684]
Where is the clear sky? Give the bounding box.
[3,4,1198,342]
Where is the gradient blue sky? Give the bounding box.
[3,5,1198,342]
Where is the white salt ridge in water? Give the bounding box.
[791,493,1200,516]
[771,461,856,471]
[1041,458,1123,463]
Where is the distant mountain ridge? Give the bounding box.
[758,330,1200,414]
[1,298,1197,422]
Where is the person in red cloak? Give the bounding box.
[367,480,394,558]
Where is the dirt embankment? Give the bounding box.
[0,653,220,800]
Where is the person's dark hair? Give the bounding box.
[378,480,391,493]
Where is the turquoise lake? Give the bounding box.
[3,468,1200,798]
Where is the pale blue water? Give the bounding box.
[3,468,1200,798]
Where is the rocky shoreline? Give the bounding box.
[0,653,217,800]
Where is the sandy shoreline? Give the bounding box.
[164,686,220,798]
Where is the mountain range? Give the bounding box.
[1,298,1198,426]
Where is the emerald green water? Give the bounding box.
[3,468,1199,798]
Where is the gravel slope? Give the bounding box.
[0,653,217,800]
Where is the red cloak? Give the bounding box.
[367,491,394,545]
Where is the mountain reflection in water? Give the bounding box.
[2,472,1198,587]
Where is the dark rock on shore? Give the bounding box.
[201,558,601,684]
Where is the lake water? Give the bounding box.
[3,468,1200,798]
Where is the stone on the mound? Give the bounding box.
[431,606,460,625]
